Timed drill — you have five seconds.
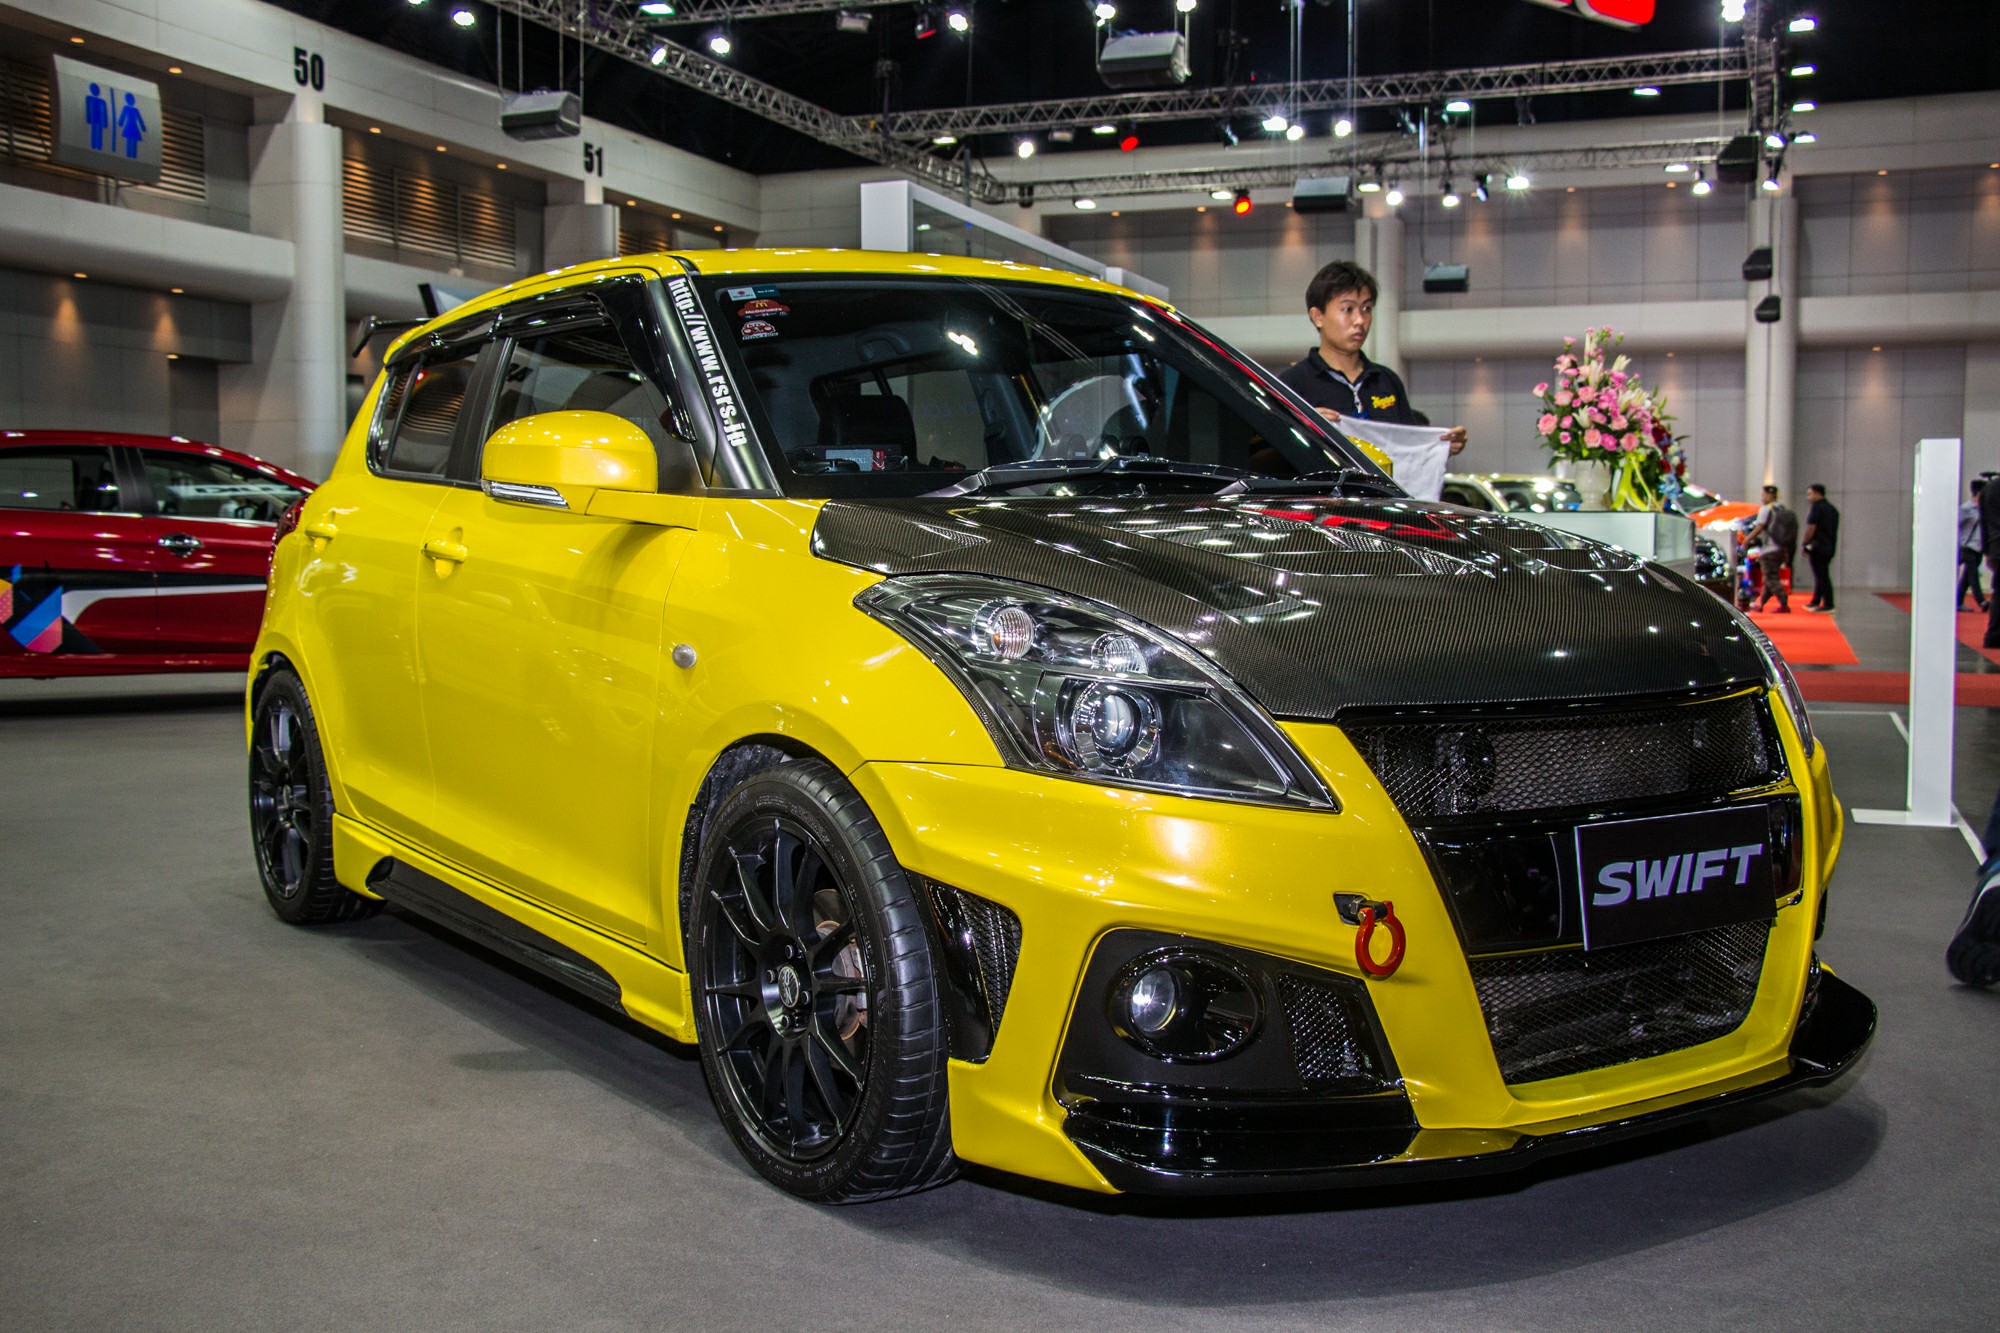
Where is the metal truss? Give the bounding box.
[625,0,906,24]
[1018,138,1736,202]
[864,48,1749,142]
[485,0,1004,198]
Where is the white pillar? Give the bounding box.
[545,176,617,270]
[1356,204,1403,376]
[1744,183,1798,500]
[216,94,346,479]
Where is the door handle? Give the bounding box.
[422,536,468,564]
[157,533,202,557]
[303,520,338,544]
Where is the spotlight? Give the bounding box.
[650,44,668,65]
[708,32,732,55]
[1385,185,1404,207]
[1119,134,1139,152]
[1793,101,1817,113]
[1261,112,1288,133]
[639,1,676,13]
[1633,86,1661,97]
[450,7,474,27]
[932,133,958,145]
[1094,2,1116,21]
[1356,179,1382,193]
[1232,189,1252,215]
[1765,132,1787,150]
[1333,116,1353,138]
[1092,123,1118,135]
[1762,174,1782,193]
[1665,161,1692,173]
[1473,173,1490,202]
[1016,138,1036,158]
[1074,198,1097,210]
[1441,183,1461,208]
[1692,173,1713,196]
[1792,64,1816,77]
[1209,188,1234,200]
[1285,123,1304,141]
[1049,127,1076,143]
[946,8,970,33]
[914,5,939,39]
[1789,16,1816,33]
[1443,100,1471,114]
[1177,0,1197,10]
[1794,131,1818,144]
[835,10,872,33]
[1216,121,1238,147]
[1506,173,1530,191]
[1719,0,1746,20]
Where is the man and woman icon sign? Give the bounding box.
[84,83,146,159]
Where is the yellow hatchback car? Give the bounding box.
[249,250,1872,1202]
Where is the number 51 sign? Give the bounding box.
[1524,0,1655,28]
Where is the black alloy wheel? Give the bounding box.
[248,669,378,925]
[690,758,954,1202]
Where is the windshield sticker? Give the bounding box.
[722,285,780,301]
[736,299,789,319]
[739,319,780,341]
[667,276,751,453]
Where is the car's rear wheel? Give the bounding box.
[689,758,954,1202]
[249,668,379,925]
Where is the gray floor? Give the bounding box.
[3,676,1999,1332]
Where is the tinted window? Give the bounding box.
[1440,483,1492,511]
[1492,480,1583,513]
[490,321,685,462]
[375,349,479,479]
[0,446,122,512]
[694,276,1369,498]
[143,449,303,522]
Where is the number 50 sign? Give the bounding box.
[1524,0,1655,28]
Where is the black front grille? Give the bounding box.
[1277,973,1387,1087]
[1468,921,1771,1083]
[1344,690,1782,821]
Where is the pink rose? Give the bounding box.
[1559,431,1572,443]
[1537,414,1559,434]
[1554,390,1573,407]
[1564,336,1576,346]
[1583,429,1602,448]
[1534,382,1550,396]
[1611,371,1627,387]
[1622,432,1640,450]
[1610,414,1628,431]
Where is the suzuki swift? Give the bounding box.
[248,250,1873,1202]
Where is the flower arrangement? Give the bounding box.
[1532,326,1681,511]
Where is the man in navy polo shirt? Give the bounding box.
[1276,260,1467,454]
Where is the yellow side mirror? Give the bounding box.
[481,410,659,512]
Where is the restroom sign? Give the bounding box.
[50,55,163,185]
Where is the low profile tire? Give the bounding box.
[689,758,955,1202]
[249,669,379,925]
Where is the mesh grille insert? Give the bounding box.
[1277,973,1383,1087]
[1344,691,1781,821]
[1468,920,1771,1084]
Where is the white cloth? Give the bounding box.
[1332,417,1455,502]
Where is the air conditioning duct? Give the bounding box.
[1097,33,1190,90]
[501,90,582,141]
[1291,176,1355,214]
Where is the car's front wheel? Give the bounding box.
[249,668,379,925]
[689,757,954,1202]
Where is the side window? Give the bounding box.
[0,447,122,512]
[1442,483,1493,511]
[488,319,691,488]
[142,450,304,523]
[373,348,480,480]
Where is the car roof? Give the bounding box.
[0,429,316,489]
[388,247,1158,359]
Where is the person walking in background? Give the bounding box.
[1981,472,2000,648]
[1958,478,1988,613]
[1746,484,1796,613]
[1802,483,1840,613]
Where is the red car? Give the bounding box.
[0,430,313,677]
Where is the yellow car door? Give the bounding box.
[412,289,700,944]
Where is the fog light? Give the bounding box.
[1127,966,1180,1034]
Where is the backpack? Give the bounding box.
[1766,504,1799,551]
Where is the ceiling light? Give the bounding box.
[450,7,474,26]
[1261,113,1288,133]
[435,144,447,152]
[170,287,184,294]
[1177,0,1197,10]
[1793,100,1817,113]
[714,224,724,232]
[1385,187,1404,207]
[1473,174,1490,202]
[1443,100,1471,114]
[639,1,675,13]
[1441,185,1461,208]
[166,353,178,360]
[167,66,183,74]
[835,11,872,34]
[1119,134,1139,151]
[1016,138,1036,158]
[369,126,382,134]
[1505,173,1530,191]
[1210,188,1233,200]
[68,35,83,43]
[1092,123,1117,135]
[1789,16,1816,33]
[1792,64,1816,77]
[1665,162,1691,173]
[408,0,427,6]
[1719,0,1746,20]
[73,271,87,279]
[1094,2,1116,21]
[671,212,682,219]
[1232,189,1252,215]
[1633,86,1661,97]
[946,8,970,33]
[1766,132,1787,150]
[1216,121,1238,147]
[650,44,668,65]
[932,133,958,145]
[1049,128,1076,142]
[1284,123,1305,141]
[496,162,505,168]
[1196,205,1207,213]
[1357,179,1382,193]
[1795,131,1818,144]
[1762,175,1782,193]
[708,32,732,55]
[1333,117,1354,139]
[1692,175,1713,196]
[1074,198,1097,210]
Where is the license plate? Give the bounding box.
[1574,806,1776,951]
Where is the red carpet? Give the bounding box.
[1744,607,1859,666]
[1876,592,2000,666]
[1792,670,2000,706]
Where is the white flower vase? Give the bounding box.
[1576,459,1617,511]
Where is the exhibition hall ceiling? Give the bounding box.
[264,0,2000,174]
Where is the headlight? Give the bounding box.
[857,575,1334,808]
[1733,612,1817,759]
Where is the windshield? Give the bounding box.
[693,275,1383,498]
[1492,478,1583,513]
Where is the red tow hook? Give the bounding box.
[1353,899,1407,979]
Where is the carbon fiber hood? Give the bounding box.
[812,496,1766,720]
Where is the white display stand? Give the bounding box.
[1853,437,1963,832]
[1511,510,1698,580]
